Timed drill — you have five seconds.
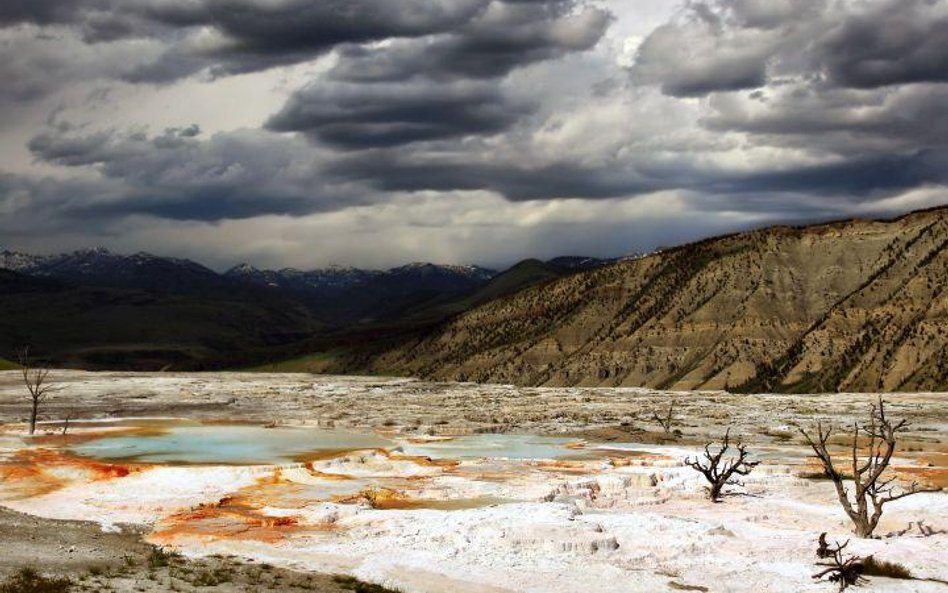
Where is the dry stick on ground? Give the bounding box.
[812,536,867,592]
[683,428,759,502]
[18,347,53,436]
[652,399,677,435]
[888,520,946,538]
[798,398,942,538]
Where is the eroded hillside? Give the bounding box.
[336,208,948,392]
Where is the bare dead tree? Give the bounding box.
[799,398,941,538]
[17,347,53,436]
[652,399,676,435]
[683,428,759,502]
[812,536,867,591]
[61,408,75,436]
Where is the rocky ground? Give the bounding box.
[0,507,395,592]
[1,370,947,445]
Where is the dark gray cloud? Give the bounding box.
[632,30,767,97]
[263,1,606,152]
[638,36,767,98]
[0,0,169,43]
[609,0,948,221]
[24,126,366,221]
[703,84,948,155]
[0,0,96,26]
[212,1,480,50]
[705,150,948,198]
[0,0,504,84]
[1,0,486,40]
[0,0,610,88]
[125,0,495,82]
[326,144,948,205]
[630,1,783,97]
[29,118,941,223]
[724,0,825,30]
[0,0,502,83]
[329,153,659,199]
[329,1,610,83]
[266,81,530,149]
[0,29,162,102]
[160,0,484,51]
[632,0,948,98]
[817,0,948,89]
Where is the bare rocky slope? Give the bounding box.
[333,207,948,393]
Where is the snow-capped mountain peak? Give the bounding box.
[0,250,51,272]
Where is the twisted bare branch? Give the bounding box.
[684,427,759,502]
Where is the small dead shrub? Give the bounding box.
[147,546,182,569]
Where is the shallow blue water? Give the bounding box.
[399,433,587,460]
[70,424,392,465]
[70,422,596,464]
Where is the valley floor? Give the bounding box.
[1,371,947,593]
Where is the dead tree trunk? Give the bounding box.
[799,398,941,538]
[684,428,759,502]
[652,399,677,435]
[18,347,52,436]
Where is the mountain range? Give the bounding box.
[1,248,244,297]
[224,261,497,324]
[8,207,948,393]
[324,206,948,393]
[0,247,613,368]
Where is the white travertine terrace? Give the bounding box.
[1,371,946,593]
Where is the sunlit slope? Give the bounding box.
[338,207,948,392]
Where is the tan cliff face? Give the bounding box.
[334,207,948,393]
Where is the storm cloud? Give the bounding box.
[1,0,947,269]
[818,0,948,89]
[631,0,948,97]
[266,81,530,149]
[329,1,610,83]
[24,126,364,221]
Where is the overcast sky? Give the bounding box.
[1,0,946,271]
